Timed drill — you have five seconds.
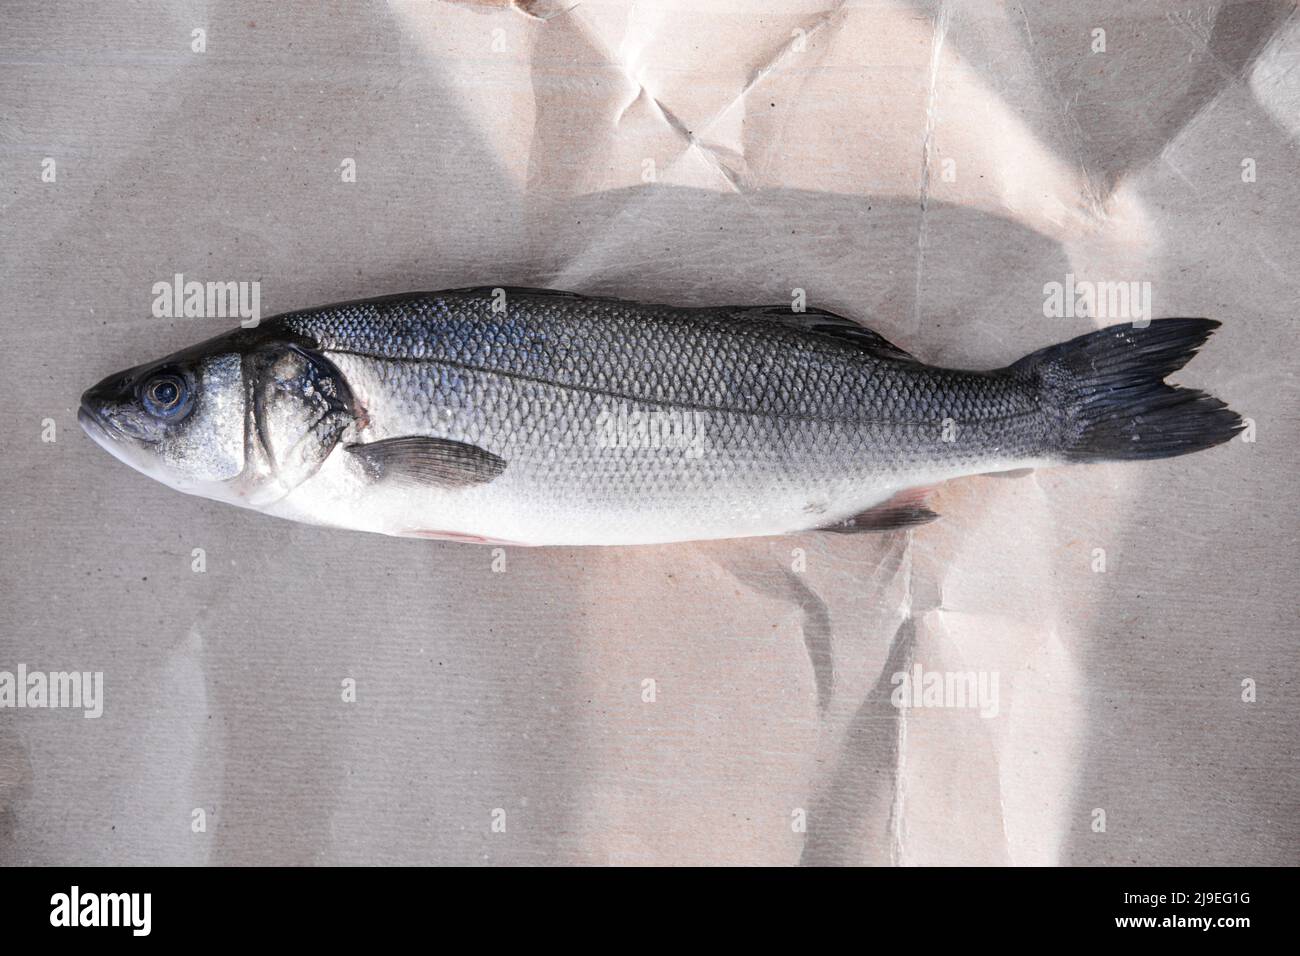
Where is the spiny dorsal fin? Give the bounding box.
[437,286,633,307]
[440,285,584,298]
[429,291,919,361]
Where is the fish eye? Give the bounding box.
[141,372,191,419]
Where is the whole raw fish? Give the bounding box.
[79,288,1241,545]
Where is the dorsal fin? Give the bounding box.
[440,285,584,298]
[419,290,918,361]
[436,286,633,307]
[731,305,917,362]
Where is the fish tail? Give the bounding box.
[1009,318,1244,463]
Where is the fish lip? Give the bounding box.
[78,403,120,442]
[78,401,157,445]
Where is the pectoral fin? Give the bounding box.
[346,436,506,488]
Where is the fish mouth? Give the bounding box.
[78,403,122,442]
[79,399,165,481]
[78,393,160,446]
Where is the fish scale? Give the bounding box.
[285,290,1039,442]
[250,289,1051,543]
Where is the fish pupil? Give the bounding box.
[147,376,183,411]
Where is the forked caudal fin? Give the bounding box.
[1009,318,1244,462]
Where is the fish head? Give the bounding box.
[80,328,357,507]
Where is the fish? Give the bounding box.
[78,287,1243,546]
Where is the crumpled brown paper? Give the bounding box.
[0,0,1295,865]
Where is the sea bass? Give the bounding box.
[79,288,1242,546]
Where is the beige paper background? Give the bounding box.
[0,0,1296,865]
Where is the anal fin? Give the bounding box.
[817,486,939,534]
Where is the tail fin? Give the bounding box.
[1009,319,1243,463]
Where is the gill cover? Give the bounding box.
[246,343,356,498]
